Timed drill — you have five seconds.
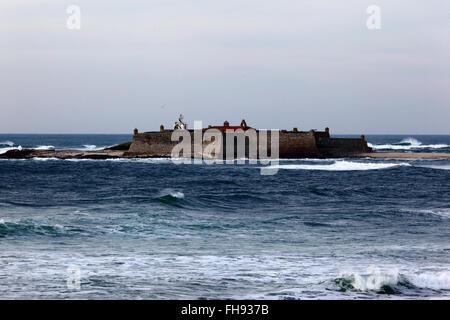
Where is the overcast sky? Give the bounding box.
[1,0,449,134]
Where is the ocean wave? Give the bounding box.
[274,158,338,162]
[335,269,402,293]
[168,191,184,199]
[404,208,450,219]
[335,268,450,293]
[0,147,15,155]
[418,164,450,170]
[265,160,410,171]
[157,190,185,199]
[400,137,422,146]
[368,137,448,151]
[0,157,173,163]
[0,140,14,147]
[151,190,185,205]
[32,157,61,161]
[408,271,450,291]
[64,158,173,163]
[35,145,55,150]
[0,220,66,238]
[81,145,105,151]
[0,145,23,154]
[105,158,173,163]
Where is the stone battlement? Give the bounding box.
[125,123,371,158]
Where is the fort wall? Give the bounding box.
[316,137,372,157]
[127,131,175,157]
[126,128,370,158]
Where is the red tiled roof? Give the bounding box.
[212,126,253,131]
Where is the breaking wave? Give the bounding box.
[0,147,14,155]
[368,138,448,151]
[334,269,450,293]
[0,219,66,238]
[419,164,450,170]
[152,190,185,205]
[0,140,14,147]
[0,146,22,154]
[159,190,185,199]
[335,270,404,293]
[35,145,55,150]
[404,208,450,219]
[409,271,450,291]
[0,141,16,154]
[400,137,423,146]
[64,158,172,163]
[81,145,104,151]
[266,160,410,171]
[32,157,60,161]
[105,158,172,163]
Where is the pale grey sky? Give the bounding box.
[1,0,449,134]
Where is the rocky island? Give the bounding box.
[1,120,449,160]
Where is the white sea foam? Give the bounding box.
[338,268,450,292]
[425,209,450,219]
[65,158,93,162]
[35,145,55,150]
[369,144,448,150]
[265,160,410,171]
[158,189,185,199]
[105,158,172,163]
[408,271,450,290]
[277,158,338,162]
[170,191,185,199]
[0,145,23,154]
[405,208,450,219]
[1,143,55,153]
[0,140,14,147]
[0,147,15,154]
[81,145,105,151]
[32,157,61,161]
[339,268,400,291]
[368,137,448,151]
[64,158,173,163]
[419,165,450,170]
[400,137,421,146]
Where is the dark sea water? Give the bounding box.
[0,134,449,299]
